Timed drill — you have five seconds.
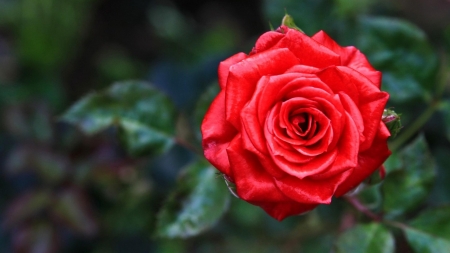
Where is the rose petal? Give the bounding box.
[201,90,236,175]
[265,107,316,165]
[269,146,337,179]
[278,102,331,145]
[309,111,359,180]
[225,48,299,129]
[312,30,381,86]
[316,66,360,104]
[251,31,285,55]
[258,75,334,125]
[274,168,352,204]
[334,122,391,196]
[226,135,292,202]
[218,52,248,89]
[286,65,320,75]
[254,201,318,221]
[338,92,365,145]
[317,66,389,150]
[240,76,271,154]
[274,29,341,68]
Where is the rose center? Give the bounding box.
[291,113,311,134]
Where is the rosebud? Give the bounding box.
[281,13,304,33]
[382,109,402,138]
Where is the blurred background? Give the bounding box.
[1,0,450,252]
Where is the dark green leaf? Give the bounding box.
[61,81,176,156]
[383,135,436,218]
[403,206,450,253]
[334,223,394,253]
[155,159,230,238]
[356,17,438,102]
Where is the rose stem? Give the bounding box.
[343,195,382,222]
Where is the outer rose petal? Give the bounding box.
[218,52,247,90]
[254,201,318,221]
[273,167,353,204]
[226,135,293,202]
[273,28,341,68]
[201,90,236,175]
[227,136,320,221]
[317,66,389,150]
[312,30,382,86]
[251,31,285,54]
[334,122,391,196]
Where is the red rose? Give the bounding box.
[201,25,391,221]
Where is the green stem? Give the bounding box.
[389,102,439,152]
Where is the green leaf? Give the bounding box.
[155,159,230,238]
[356,17,438,102]
[382,135,436,218]
[403,206,450,253]
[334,223,394,253]
[61,81,176,156]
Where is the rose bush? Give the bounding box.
[201,25,391,221]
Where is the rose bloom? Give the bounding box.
[201,25,391,221]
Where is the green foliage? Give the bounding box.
[403,206,450,253]
[0,0,94,73]
[334,223,394,253]
[355,17,438,102]
[383,135,436,218]
[155,159,230,238]
[440,100,450,142]
[61,81,177,156]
